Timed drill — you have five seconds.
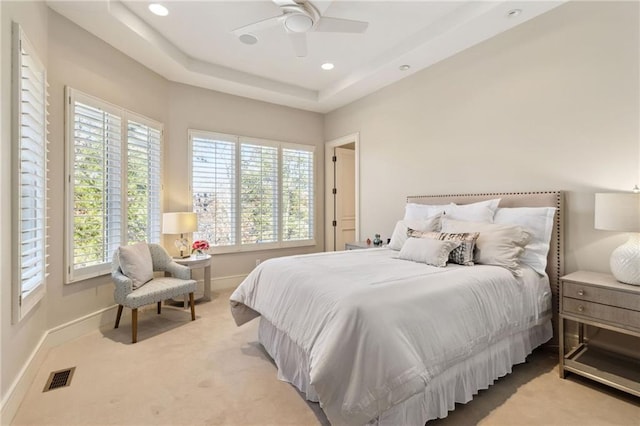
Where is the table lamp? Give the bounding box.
[162,212,198,258]
[594,192,640,285]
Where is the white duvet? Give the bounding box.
[230,248,551,425]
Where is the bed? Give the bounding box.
[230,191,564,425]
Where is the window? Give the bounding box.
[65,88,162,283]
[240,142,278,244]
[126,119,162,243]
[281,147,314,241]
[190,130,314,252]
[12,23,48,322]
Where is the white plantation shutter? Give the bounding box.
[282,146,314,241]
[70,99,122,279]
[240,142,278,245]
[189,130,315,252]
[190,131,236,247]
[66,88,163,283]
[127,118,162,244]
[13,23,49,321]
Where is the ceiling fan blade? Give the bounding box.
[232,15,282,36]
[288,32,307,57]
[315,16,368,33]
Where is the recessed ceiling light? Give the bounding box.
[399,64,411,71]
[507,9,522,18]
[149,3,169,17]
[321,63,335,71]
[239,34,258,45]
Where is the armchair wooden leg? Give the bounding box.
[157,301,161,314]
[115,305,123,329]
[189,292,196,321]
[132,308,138,344]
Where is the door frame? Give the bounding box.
[325,133,360,251]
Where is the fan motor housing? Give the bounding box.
[285,13,314,32]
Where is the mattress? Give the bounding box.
[230,248,552,425]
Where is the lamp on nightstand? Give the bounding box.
[162,212,198,259]
[595,192,640,285]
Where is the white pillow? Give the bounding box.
[444,198,501,222]
[118,242,154,289]
[494,207,556,275]
[388,214,441,251]
[441,218,531,276]
[398,237,461,267]
[404,203,447,221]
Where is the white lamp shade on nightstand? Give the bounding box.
[162,212,198,258]
[162,212,198,234]
[595,193,640,285]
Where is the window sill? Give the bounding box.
[210,240,316,255]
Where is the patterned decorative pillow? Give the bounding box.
[408,229,479,266]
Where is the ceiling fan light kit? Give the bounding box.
[285,14,314,32]
[233,0,368,57]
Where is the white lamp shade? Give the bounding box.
[162,212,198,234]
[594,193,640,232]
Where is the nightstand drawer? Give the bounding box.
[563,282,639,311]
[563,297,640,329]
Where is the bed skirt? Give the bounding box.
[258,317,552,425]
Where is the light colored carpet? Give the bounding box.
[12,290,640,425]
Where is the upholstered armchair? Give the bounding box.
[112,243,197,343]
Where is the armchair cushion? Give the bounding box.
[118,243,154,289]
[122,277,197,309]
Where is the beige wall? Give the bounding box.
[165,83,325,278]
[45,8,170,330]
[1,0,50,403]
[325,1,639,275]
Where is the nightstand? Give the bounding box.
[345,241,382,250]
[559,271,640,396]
[166,255,212,307]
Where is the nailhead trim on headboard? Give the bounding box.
[406,191,564,347]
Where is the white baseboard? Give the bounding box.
[0,274,245,423]
[0,332,48,425]
[0,304,117,424]
[212,274,246,290]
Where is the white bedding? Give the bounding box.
[230,248,552,425]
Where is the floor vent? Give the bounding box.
[43,367,75,392]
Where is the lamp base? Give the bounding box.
[611,234,640,286]
[174,235,190,259]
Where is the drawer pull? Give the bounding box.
[578,305,585,312]
[577,289,584,296]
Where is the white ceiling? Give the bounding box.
[47,0,565,113]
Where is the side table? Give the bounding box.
[172,255,212,306]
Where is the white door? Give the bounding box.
[334,147,356,251]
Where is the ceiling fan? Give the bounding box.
[232,0,369,58]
